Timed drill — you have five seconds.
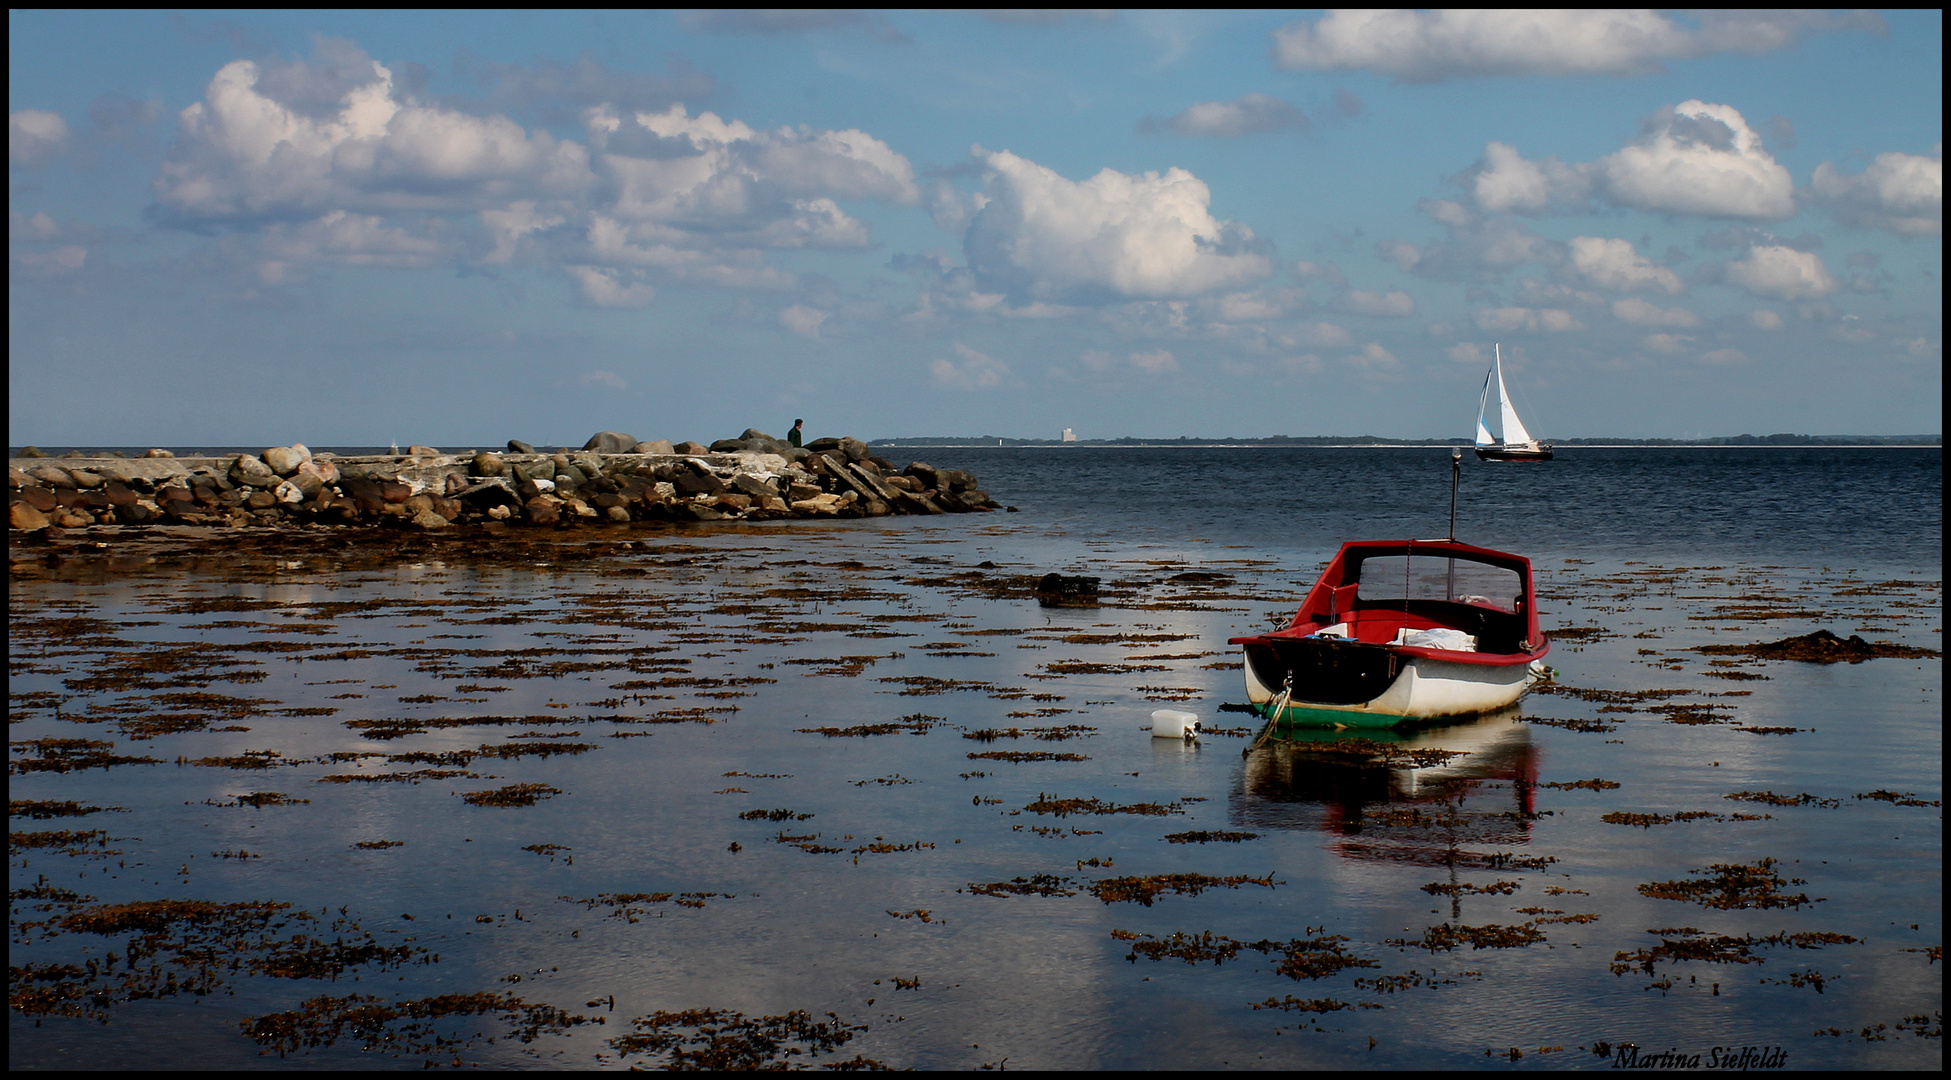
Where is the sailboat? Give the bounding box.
[1474,345,1552,462]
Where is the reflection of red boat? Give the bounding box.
[1230,539,1552,729]
[1232,709,1544,868]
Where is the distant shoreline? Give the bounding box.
[9,440,1942,457]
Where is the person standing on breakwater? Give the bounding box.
[788,419,804,448]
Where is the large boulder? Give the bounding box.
[228,454,278,489]
[673,441,710,456]
[470,452,507,478]
[634,439,675,455]
[507,439,536,454]
[10,502,50,531]
[838,437,870,463]
[583,431,640,454]
[263,445,308,476]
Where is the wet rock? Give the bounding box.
[1697,629,1940,664]
[524,497,560,527]
[731,473,777,499]
[471,452,507,478]
[1037,573,1101,608]
[410,508,451,529]
[507,439,535,454]
[10,502,50,531]
[228,455,277,489]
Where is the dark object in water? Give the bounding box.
[1696,629,1940,665]
[1036,573,1100,607]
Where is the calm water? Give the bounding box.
[9,448,1941,1069]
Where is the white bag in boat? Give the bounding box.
[1397,627,1477,652]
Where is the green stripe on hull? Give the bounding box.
[1258,701,1411,730]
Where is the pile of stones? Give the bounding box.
[8,429,1004,533]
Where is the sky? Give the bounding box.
[8,9,1942,447]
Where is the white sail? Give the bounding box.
[1494,346,1535,447]
[1475,367,1496,447]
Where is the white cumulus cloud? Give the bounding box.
[1140,94,1307,138]
[1464,101,1794,221]
[1570,236,1683,294]
[1598,100,1794,219]
[1271,10,1878,81]
[930,343,1011,389]
[1469,141,1590,213]
[1724,245,1838,301]
[1474,306,1584,333]
[1336,289,1416,317]
[1810,146,1942,236]
[963,148,1275,304]
[9,109,69,167]
[1611,298,1700,327]
[779,304,827,338]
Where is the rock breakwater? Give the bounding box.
[9,429,1006,533]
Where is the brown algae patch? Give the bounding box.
[965,724,1097,742]
[12,900,431,1022]
[1610,929,1860,977]
[1637,858,1819,910]
[1114,927,1371,977]
[965,874,1079,898]
[605,1007,878,1070]
[241,992,599,1059]
[1087,873,1278,907]
[10,738,161,774]
[1020,793,1188,817]
[459,784,562,807]
[1386,923,1549,951]
[1163,830,1260,844]
[966,751,1091,763]
[10,799,116,819]
[564,892,735,919]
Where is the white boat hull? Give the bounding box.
[1243,646,1547,728]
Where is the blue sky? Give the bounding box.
[9,9,1942,446]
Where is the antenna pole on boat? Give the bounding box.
[1447,447,1462,541]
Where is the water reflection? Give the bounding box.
[1231,707,1539,868]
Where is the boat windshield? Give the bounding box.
[1353,554,1524,613]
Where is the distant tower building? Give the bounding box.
[1061,427,1076,443]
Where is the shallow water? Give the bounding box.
[9,448,1942,1069]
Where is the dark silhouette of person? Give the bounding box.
[788,419,804,448]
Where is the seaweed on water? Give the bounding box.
[241,992,599,1058]
[1637,858,1817,910]
[1087,873,1278,907]
[606,1007,877,1070]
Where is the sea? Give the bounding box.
[8,446,1941,1069]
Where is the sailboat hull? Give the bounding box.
[1475,445,1553,462]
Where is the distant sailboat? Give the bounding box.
[1474,345,1552,462]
